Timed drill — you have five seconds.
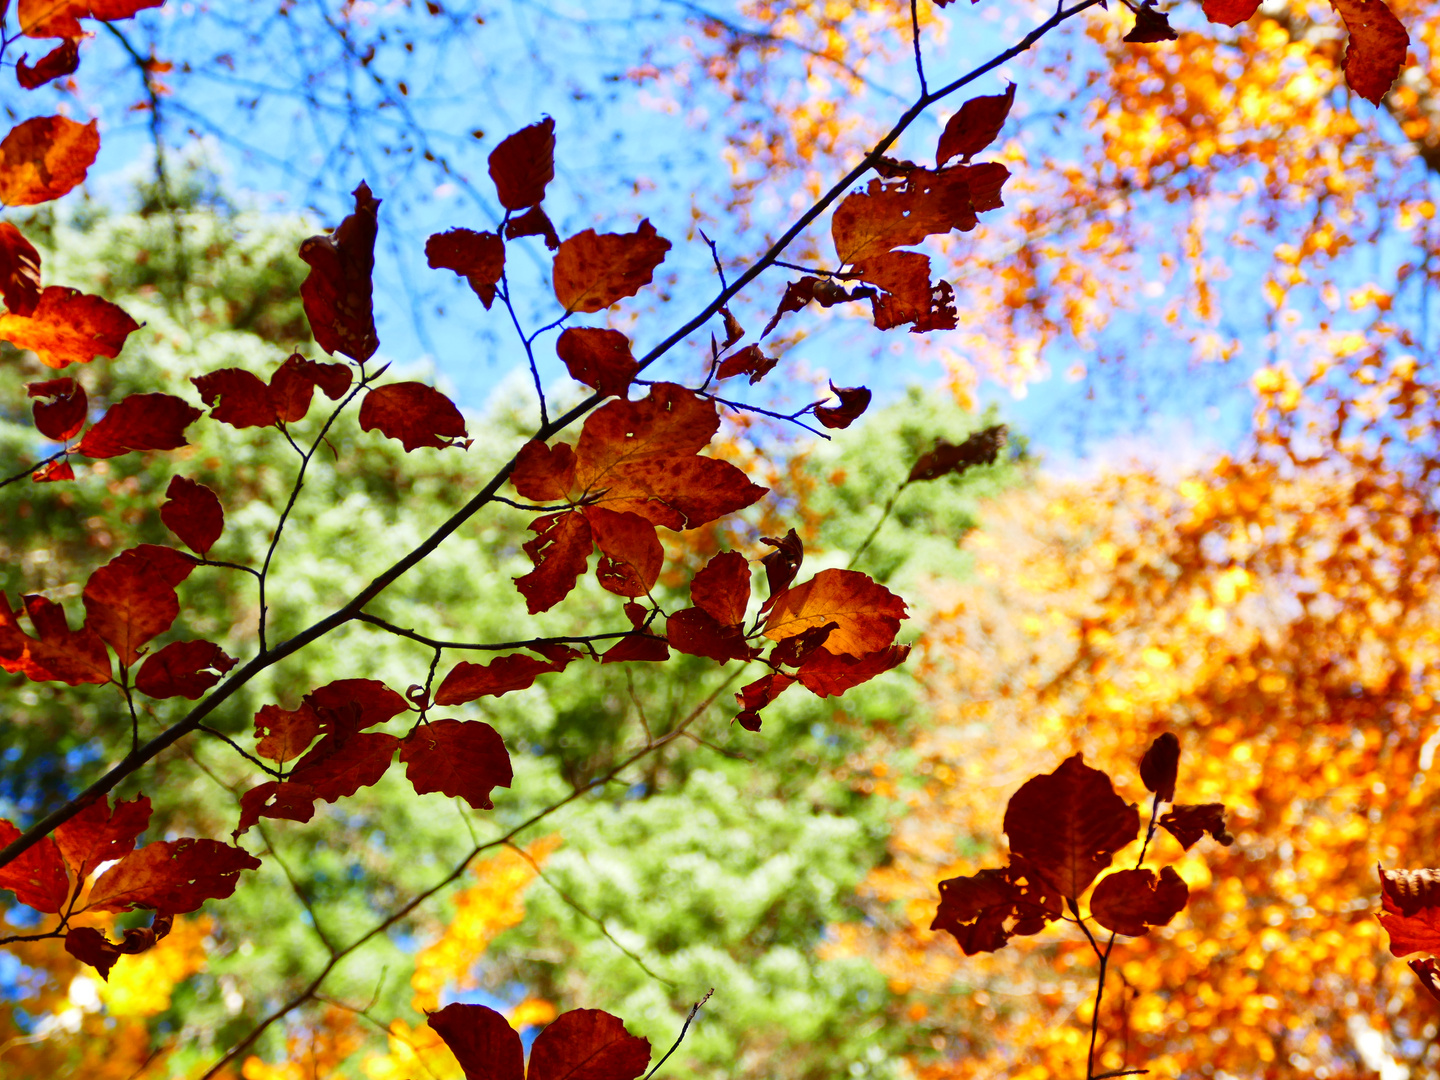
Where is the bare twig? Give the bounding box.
[645,989,714,1080]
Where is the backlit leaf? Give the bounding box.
[428,1003,524,1080]
[359,382,469,451]
[936,84,1016,167]
[1379,867,1440,957]
[553,220,670,314]
[763,568,906,657]
[716,344,778,384]
[0,116,98,205]
[506,205,560,250]
[53,793,150,882]
[0,819,68,913]
[1090,866,1189,936]
[1331,0,1408,104]
[556,327,638,398]
[1140,731,1180,803]
[587,506,663,596]
[516,511,593,614]
[269,352,352,422]
[1201,0,1262,24]
[86,839,261,913]
[82,545,183,666]
[932,858,1063,955]
[489,117,556,211]
[527,1008,651,1080]
[831,163,1009,265]
[161,475,224,555]
[64,915,172,981]
[400,719,512,810]
[134,639,236,699]
[435,653,574,706]
[192,368,277,428]
[691,550,750,626]
[666,607,758,663]
[734,671,795,731]
[426,227,505,309]
[601,632,669,664]
[299,180,379,362]
[813,382,871,429]
[19,0,163,38]
[27,377,87,441]
[794,644,910,697]
[1,592,111,684]
[16,37,79,88]
[74,393,202,458]
[0,221,41,315]
[0,285,138,368]
[1159,803,1234,850]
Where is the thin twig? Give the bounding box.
[196,725,283,778]
[0,450,67,489]
[848,481,908,569]
[644,989,714,1080]
[909,0,928,96]
[255,822,338,955]
[356,612,633,652]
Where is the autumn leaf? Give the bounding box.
[359,382,470,451]
[64,915,172,981]
[1,592,112,684]
[1124,4,1178,43]
[936,83,1016,167]
[1411,958,1440,1005]
[18,0,163,39]
[53,793,151,883]
[763,568,906,657]
[1330,0,1409,105]
[831,162,1008,264]
[516,510,593,615]
[813,383,871,429]
[0,116,99,205]
[556,327,639,398]
[734,671,796,730]
[0,820,68,913]
[254,701,323,764]
[434,652,575,706]
[932,858,1063,955]
[426,227,505,309]
[666,607,759,663]
[691,551,751,626]
[235,730,400,835]
[1379,866,1440,957]
[31,459,73,482]
[299,180,380,363]
[506,205,560,250]
[428,1003,526,1080]
[527,1008,652,1080]
[16,38,80,89]
[1201,0,1261,24]
[161,475,224,555]
[1003,753,1139,898]
[0,285,138,368]
[760,276,876,338]
[400,719,513,810]
[1159,803,1233,850]
[192,368,277,428]
[794,644,910,697]
[83,545,187,666]
[1140,732,1180,803]
[759,530,803,609]
[489,117,556,211]
[0,221,42,315]
[134,639,236,699]
[553,220,670,314]
[907,426,1007,482]
[601,632,669,664]
[588,506,664,596]
[269,352,352,422]
[74,393,202,458]
[716,344,778,384]
[1090,866,1189,936]
[85,839,261,913]
[27,377,87,441]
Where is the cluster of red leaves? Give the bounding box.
[0,794,258,978]
[932,734,1232,954]
[1377,867,1440,1003]
[427,1003,650,1080]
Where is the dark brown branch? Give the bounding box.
[356,612,632,652]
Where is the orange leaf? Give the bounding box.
[161,475,224,555]
[936,83,1016,167]
[426,227,505,309]
[1379,867,1440,957]
[0,819,68,913]
[763,568,906,657]
[0,116,98,205]
[82,545,185,666]
[733,671,795,730]
[64,915,172,981]
[235,731,399,835]
[586,506,663,597]
[716,344,778,384]
[53,794,151,883]
[1090,866,1189,936]
[0,221,41,315]
[253,701,322,764]
[516,511,593,614]
[192,368,277,428]
[556,326,639,398]
[359,381,469,451]
[488,117,556,211]
[74,392,201,458]
[1,592,112,684]
[512,439,578,502]
[1331,0,1409,105]
[27,377,87,441]
[831,163,1009,265]
[400,718,512,810]
[553,220,670,314]
[299,180,379,362]
[0,285,138,368]
[86,839,260,914]
[19,0,162,38]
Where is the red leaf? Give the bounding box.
[426,227,505,309]
[0,221,42,316]
[666,607,759,663]
[1410,958,1440,1004]
[528,1008,651,1080]
[435,653,572,706]
[769,621,838,668]
[557,327,639,398]
[734,671,795,730]
[759,530,803,610]
[505,206,561,251]
[1090,866,1189,937]
[359,382,469,451]
[1123,4,1178,42]
[936,83,1016,166]
[428,1003,524,1080]
[16,37,79,88]
[931,858,1063,955]
[763,568,906,657]
[134,639,236,699]
[908,426,1007,482]
[161,475,224,555]
[86,839,261,914]
[18,0,163,38]
[400,719,512,810]
[1159,803,1234,850]
[794,644,910,697]
[0,116,98,206]
[28,377,87,441]
[0,285,138,368]
[553,220,671,314]
[1003,753,1139,898]
[31,458,74,483]
[305,678,409,735]
[0,819,68,913]
[299,180,380,362]
[269,352,353,423]
[512,439,578,502]
[586,507,663,597]
[2,592,111,684]
[813,383,871,430]
[1140,731,1180,803]
[517,511,593,614]
[235,731,400,835]
[235,781,318,835]
[53,794,151,882]
[601,633,670,664]
[716,344,778,384]
[691,550,750,626]
[126,544,197,588]
[82,546,182,666]
[254,701,322,763]
[64,915,172,981]
[489,117,556,211]
[75,393,202,458]
[760,275,878,338]
[1201,0,1261,23]
[1331,0,1409,104]
[192,368,277,428]
[831,163,1008,265]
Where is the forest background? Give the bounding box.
[4,0,1440,1077]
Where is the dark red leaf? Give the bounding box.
[16,37,79,88]
[426,227,505,309]
[435,653,571,706]
[428,1003,524,1080]
[760,276,877,338]
[931,858,1063,954]
[908,426,1007,482]
[269,352,353,423]
[527,1008,651,1080]
[794,643,910,697]
[1379,868,1440,958]
[124,544,196,588]
[734,671,795,729]
[400,719,512,810]
[1159,803,1234,850]
[759,530,804,610]
[813,383,871,430]
[516,511,593,614]
[691,550,750,626]
[86,839,261,914]
[31,458,73,483]
[235,731,400,836]
[553,220,670,314]
[1090,866,1189,937]
[0,221,41,316]
[359,381,469,451]
[75,393,202,458]
[601,633,670,664]
[1003,754,1139,898]
[28,376,87,441]
[134,639,236,699]
[831,163,1009,265]
[1201,0,1261,23]
[0,285,138,368]
[1410,958,1440,1004]
[512,439,578,502]
[192,368,277,428]
[587,507,663,597]
[936,83,1016,167]
[64,915,172,981]
[53,794,151,883]
[0,116,98,206]
[1332,0,1409,104]
[161,475,224,555]
[1140,732,1180,803]
[505,206,561,251]
[2,592,111,684]
[488,117,556,211]
[299,180,380,362]
[666,607,759,663]
[1124,4,1178,42]
[0,819,68,913]
[769,621,838,668]
[716,344,778,384]
[82,546,181,666]
[305,679,409,735]
[763,568,906,657]
[557,327,639,398]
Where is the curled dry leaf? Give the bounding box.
[0,116,99,205]
[907,425,1007,483]
[0,221,41,316]
[1124,4,1179,42]
[1159,802,1234,850]
[359,381,469,451]
[932,857,1063,955]
[813,382,871,429]
[759,529,804,608]
[716,343,778,384]
[16,37,80,88]
[64,914,172,981]
[1379,866,1440,957]
[74,393,201,459]
[28,377,87,441]
[734,671,795,730]
[760,275,876,338]
[936,83,1016,167]
[0,285,138,368]
[1089,866,1189,936]
[553,219,671,314]
[400,718,513,810]
[426,227,505,309]
[489,117,556,211]
[161,475,224,555]
[299,180,379,363]
[1411,958,1440,1004]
